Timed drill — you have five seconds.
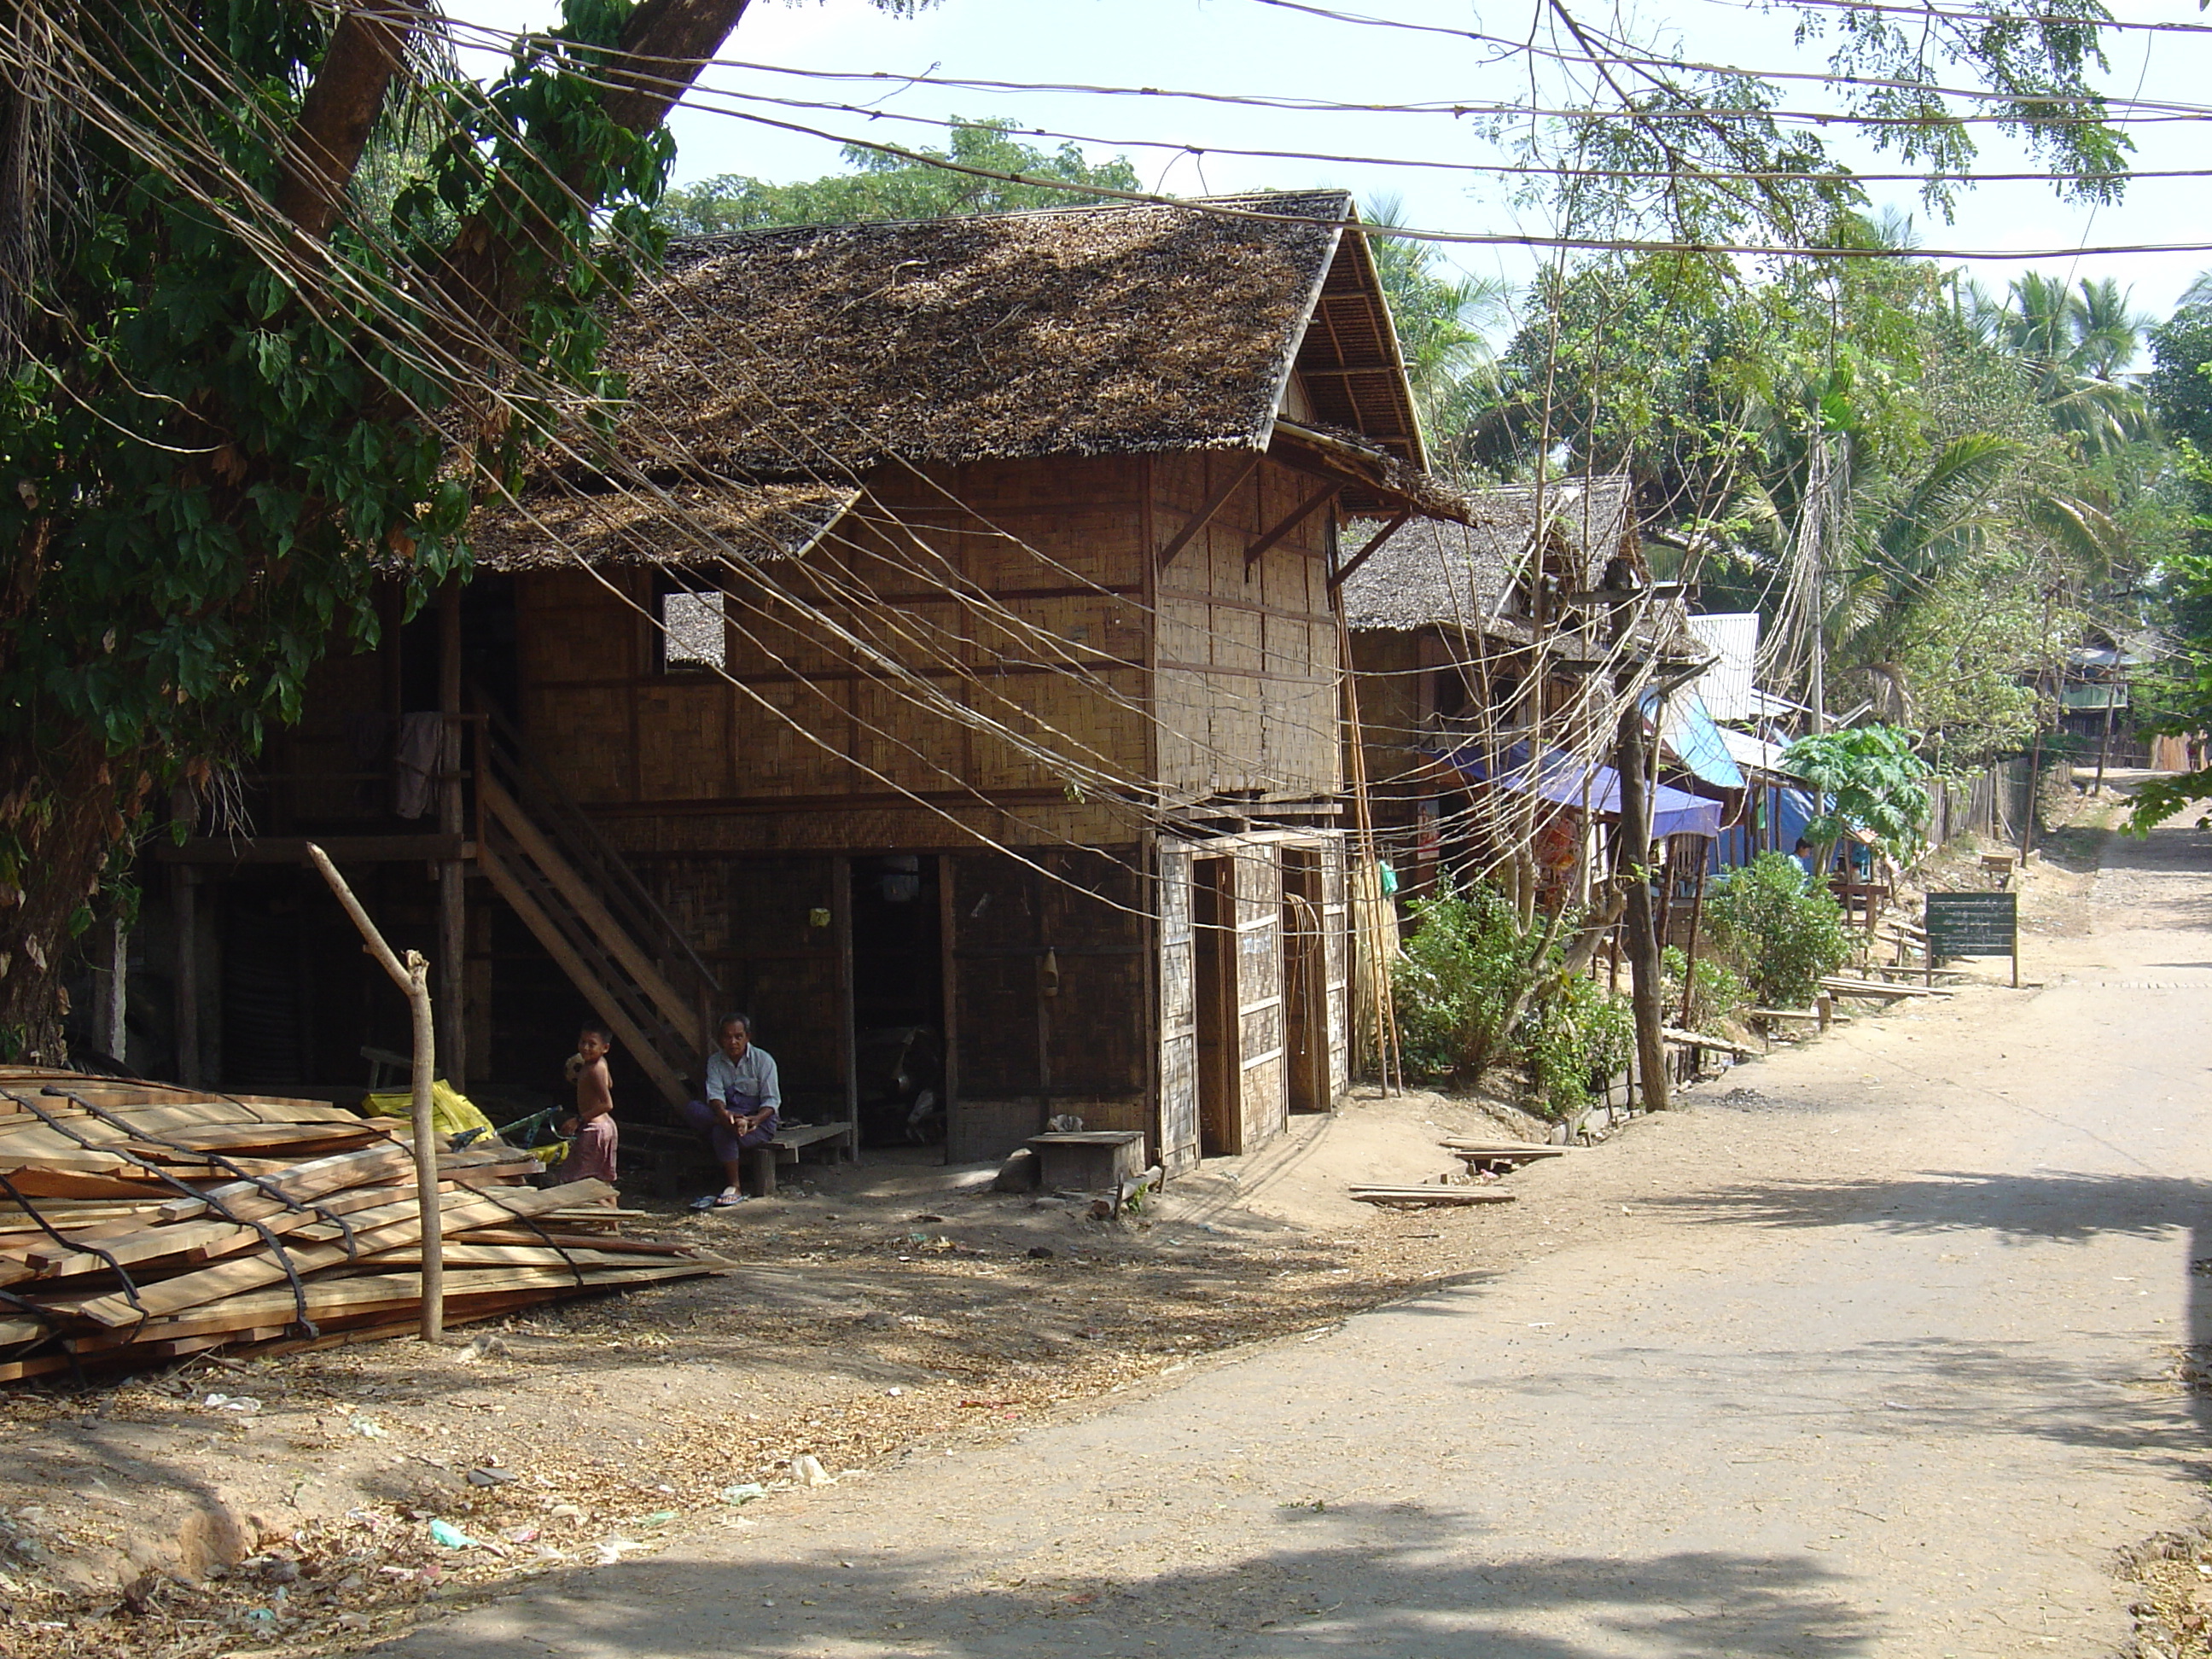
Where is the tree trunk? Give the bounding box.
[0,734,153,1062]
[1614,700,1669,1110]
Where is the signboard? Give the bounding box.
[1925,890,2018,986]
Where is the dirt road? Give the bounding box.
[381,818,2212,1659]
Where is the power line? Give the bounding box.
[667,81,2212,190]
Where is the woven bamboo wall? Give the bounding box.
[513,456,1158,853]
[1153,452,1342,804]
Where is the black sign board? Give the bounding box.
[1925,890,2018,986]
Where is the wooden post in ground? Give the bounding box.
[306,843,442,1341]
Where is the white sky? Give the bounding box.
[453,0,2212,339]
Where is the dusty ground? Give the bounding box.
[371,788,2212,1659]
[0,782,2189,1658]
[0,1068,1604,1656]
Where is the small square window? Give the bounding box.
[657,585,725,673]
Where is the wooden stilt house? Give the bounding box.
[152,192,1483,1176]
[1337,477,1699,898]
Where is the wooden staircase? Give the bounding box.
[471,699,719,1109]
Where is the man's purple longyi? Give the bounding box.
[677,1095,778,1164]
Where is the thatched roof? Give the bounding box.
[472,480,859,572]
[596,190,1424,479]
[1339,476,1639,633]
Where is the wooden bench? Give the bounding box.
[742,1122,854,1197]
[1819,975,1952,1001]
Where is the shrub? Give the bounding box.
[1704,853,1853,1007]
[1393,879,1632,1117]
[1393,881,1534,1081]
[1524,972,1635,1118]
[1662,945,1752,1032]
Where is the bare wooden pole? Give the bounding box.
[305,843,442,1340]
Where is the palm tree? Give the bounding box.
[1364,197,1511,474]
[1976,272,2156,458]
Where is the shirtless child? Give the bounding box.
[556,1023,620,1195]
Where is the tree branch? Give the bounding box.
[275,0,426,238]
[432,0,755,356]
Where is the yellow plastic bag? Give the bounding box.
[362,1078,499,1143]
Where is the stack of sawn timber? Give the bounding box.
[0,1068,718,1382]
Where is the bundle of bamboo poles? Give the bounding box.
[0,1068,715,1382]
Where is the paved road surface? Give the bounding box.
[387,821,2212,1658]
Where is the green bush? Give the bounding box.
[1704,853,1853,1007]
[1393,879,1632,1117]
[1393,881,1533,1080]
[1524,972,1635,1118]
[1662,945,1753,1032]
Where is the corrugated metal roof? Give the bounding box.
[1685,613,1759,720]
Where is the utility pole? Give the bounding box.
[2019,584,2058,863]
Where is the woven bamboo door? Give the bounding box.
[1155,841,1202,1174]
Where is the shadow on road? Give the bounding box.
[403,1526,1887,1659]
[1644,1168,2208,1245]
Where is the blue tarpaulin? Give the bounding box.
[1644,690,1745,790]
[1436,744,1724,839]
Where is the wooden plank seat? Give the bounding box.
[742,1122,854,1198]
[1819,975,1952,1000]
[1440,1141,1567,1165]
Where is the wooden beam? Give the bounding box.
[1326,508,1413,590]
[1244,482,1341,573]
[1155,454,1260,571]
[156,835,470,865]
[438,579,467,1085]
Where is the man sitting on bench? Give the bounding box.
[679,1013,782,1209]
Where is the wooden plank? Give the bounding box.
[154,835,471,865]
[1243,480,1338,573]
[1661,1027,1757,1058]
[67,1260,709,1349]
[64,1179,614,1328]
[1349,1187,1517,1206]
[1819,976,1952,999]
[1325,508,1413,590]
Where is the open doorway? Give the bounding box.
[1282,847,1330,1114]
[849,855,946,1150]
[1193,855,1240,1157]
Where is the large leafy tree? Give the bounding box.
[656,119,1140,234]
[0,0,797,1056]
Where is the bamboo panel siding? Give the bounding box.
[1320,834,1352,1103]
[944,846,1148,1164]
[1154,839,1200,1174]
[1153,452,1342,803]
[1231,841,1287,1150]
[637,683,731,800]
[635,853,844,1103]
[515,457,1165,823]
